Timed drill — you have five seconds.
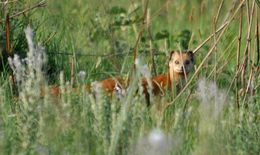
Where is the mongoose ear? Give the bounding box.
[187,50,194,62]
[169,51,176,61]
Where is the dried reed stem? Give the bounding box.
[241,0,255,88]
[70,56,75,87]
[256,9,259,66]
[212,0,224,81]
[147,8,157,75]
[207,37,237,78]
[236,0,244,109]
[132,0,149,71]
[193,22,228,54]
[165,0,247,110]
[241,66,254,106]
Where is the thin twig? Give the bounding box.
[0,0,18,4]
[10,0,46,18]
[0,0,46,23]
[193,22,228,54]
[43,32,57,45]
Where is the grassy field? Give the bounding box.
[0,0,259,154]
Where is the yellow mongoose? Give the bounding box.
[46,51,194,103]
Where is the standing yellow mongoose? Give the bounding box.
[45,51,195,103]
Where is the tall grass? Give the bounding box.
[0,0,259,154]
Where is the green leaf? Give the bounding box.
[256,0,260,8]
[109,6,127,14]
[177,30,191,50]
[155,30,170,40]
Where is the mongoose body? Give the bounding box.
[45,51,194,103]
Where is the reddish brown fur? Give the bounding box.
[142,74,168,96]
[142,51,194,104]
[44,77,126,98]
[44,51,194,103]
[99,77,126,94]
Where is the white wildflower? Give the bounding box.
[91,81,102,94]
[196,78,227,118]
[140,64,151,79]
[8,26,47,101]
[78,71,86,81]
[134,58,140,65]
[132,128,173,155]
[91,81,103,101]
[148,128,166,147]
[194,78,228,155]
[24,26,34,52]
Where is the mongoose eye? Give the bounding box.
[185,60,190,65]
[175,60,179,64]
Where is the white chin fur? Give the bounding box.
[174,70,184,73]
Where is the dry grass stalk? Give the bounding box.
[133,0,172,74]
[132,0,149,71]
[165,0,247,110]
[193,22,228,54]
[147,8,157,75]
[208,37,237,78]
[236,0,244,109]
[256,9,259,66]
[241,0,255,88]
[212,0,224,81]
[241,66,255,105]
[70,57,75,87]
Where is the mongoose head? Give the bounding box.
[168,51,195,74]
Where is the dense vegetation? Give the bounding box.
[0,0,259,154]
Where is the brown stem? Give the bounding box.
[132,0,149,72]
[256,10,260,66]
[5,14,11,56]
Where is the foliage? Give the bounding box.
[0,0,259,154]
